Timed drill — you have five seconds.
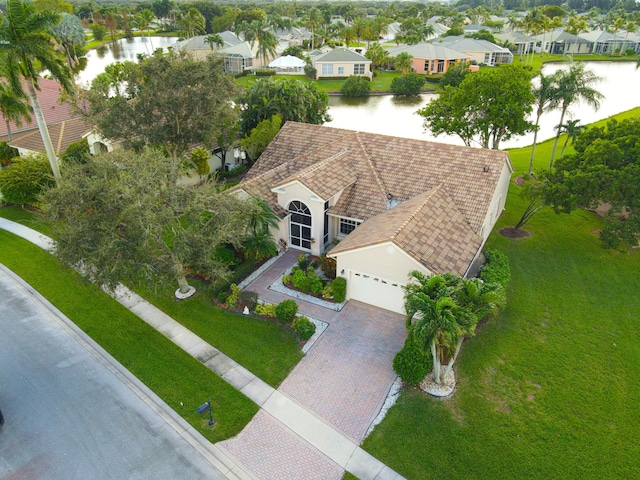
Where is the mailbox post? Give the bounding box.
[197,399,215,426]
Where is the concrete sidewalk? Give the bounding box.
[0,218,405,480]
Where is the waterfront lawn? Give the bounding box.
[360,114,640,478]
[0,229,259,443]
[0,206,303,387]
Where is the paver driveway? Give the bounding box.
[218,250,407,479]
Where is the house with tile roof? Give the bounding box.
[434,36,513,66]
[8,117,94,158]
[311,48,372,80]
[387,43,471,74]
[231,122,512,313]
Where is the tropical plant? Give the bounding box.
[393,52,413,74]
[50,12,85,69]
[292,316,316,341]
[529,71,561,175]
[0,0,74,183]
[364,42,390,72]
[0,80,31,142]
[205,33,224,50]
[549,63,603,170]
[190,146,210,180]
[393,330,432,385]
[557,119,584,158]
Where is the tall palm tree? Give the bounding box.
[557,119,583,157]
[365,42,389,72]
[205,33,224,50]
[549,63,603,170]
[0,80,32,142]
[393,52,413,74]
[529,71,560,175]
[135,9,156,52]
[0,0,73,183]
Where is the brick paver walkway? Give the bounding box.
[218,249,407,479]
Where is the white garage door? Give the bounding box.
[349,271,405,314]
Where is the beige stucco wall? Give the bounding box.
[274,181,327,256]
[332,242,430,289]
[478,159,512,241]
[314,61,372,79]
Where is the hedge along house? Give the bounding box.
[230,122,512,314]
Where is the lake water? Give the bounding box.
[75,36,179,88]
[326,62,640,149]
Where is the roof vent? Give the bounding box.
[483,165,490,172]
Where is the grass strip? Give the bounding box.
[0,229,258,443]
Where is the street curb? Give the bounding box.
[0,263,251,480]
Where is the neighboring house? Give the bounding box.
[387,42,471,74]
[311,48,372,80]
[495,31,535,57]
[0,78,75,144]
[435,36,513,65]
[174,30,243,60]
[533,29,593,55]
[579,29,632,54]
[230,122,512,314]
[8,117,93,158]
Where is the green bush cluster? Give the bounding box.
[255,69,276,76]
[275,299,298,323]
[255,303,277,317]
[217,164,247,179]
[237,290,258,310]
[319,253,336,279]
[225,283,241,309]
[391,73,426,96]
[292,316,316,341]
[393,332,432,385]
[332,277,347,303]
[341,75,371,98]
[0,157,55,205]
[480,249,511,289]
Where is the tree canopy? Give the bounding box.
[83,50,239,161]
[545,118,640,248]
[238,78,330,135]
[418,64,534,150]
[41,149,256,296]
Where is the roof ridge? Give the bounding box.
[390,185,443,240]
[296,149,350,178]
[354,133,390,209]
[236,161,289,190]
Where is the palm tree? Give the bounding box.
[557,119,584,157]
[0,80,32,142]
[340,26,355,48]
[365,42,389,72]
[549,63,603,170]
[135,9,156,52]
[393,52,413,74]
[352,17,368,46]
[529,71,560,175]
[205,33,224,50]
[0,0,73,183]
[243,198,278,261]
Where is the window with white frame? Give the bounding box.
[353,64,365,75]
[339,218,361,235]
[321,64,334,75]
[338,66,344,74]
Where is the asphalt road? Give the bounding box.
[0,266,226,479]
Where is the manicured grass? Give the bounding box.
[0,229,258,443]
[0,206,303,388]
[360,109,640,478]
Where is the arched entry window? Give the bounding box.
[289,201,312,250]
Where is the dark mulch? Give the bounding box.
[499,227,532,239]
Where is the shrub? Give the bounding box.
[255,69,276,76]
[480,249,511,289]
[310,259,319,269]
[217,164,247,179]
[60,140,90,165]
[310,277,324,295]
[292,316,316,341]
[213,245,238,266]
[304,64,316,79]
[225,283,241,309]
[90,23,106,41]
[322,283,333,299]
[391,73,426,96]
[217,291,229,304]
[319,254,336,279]
[332,277,347,302]
[255,303,277,317]
[281,274,292,285]
[297,253,309,270]
[292,269,308,289]
[393,331,431,385]
[237,290,258,310]
[0,142,19,165]
[341,75,371,98]
[276,299,298,324]
[0,157,55,205]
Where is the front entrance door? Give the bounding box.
[289,201,312,250]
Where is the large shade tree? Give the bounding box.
[419,64,534,150]
[83,50,239,161]
[0,0,74,183]
[41,148,256,297]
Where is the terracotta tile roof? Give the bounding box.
[329,185,483,276]
[234,122,510,273]
[0,79,77,138]
[8,117,93,156]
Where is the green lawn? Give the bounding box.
[360,109,640,478]
[0,229,258,443]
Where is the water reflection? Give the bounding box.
[75,36,179,88]
[327,61,640,149]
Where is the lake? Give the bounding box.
[75,36,179,88]
[326,61,640,149]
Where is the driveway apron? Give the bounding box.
[218,250,407,479]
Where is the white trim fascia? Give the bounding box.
[329,240,431,275]
[327,212,364,222]
[271,179,325,203]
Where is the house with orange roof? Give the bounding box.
[231,122,512,313]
